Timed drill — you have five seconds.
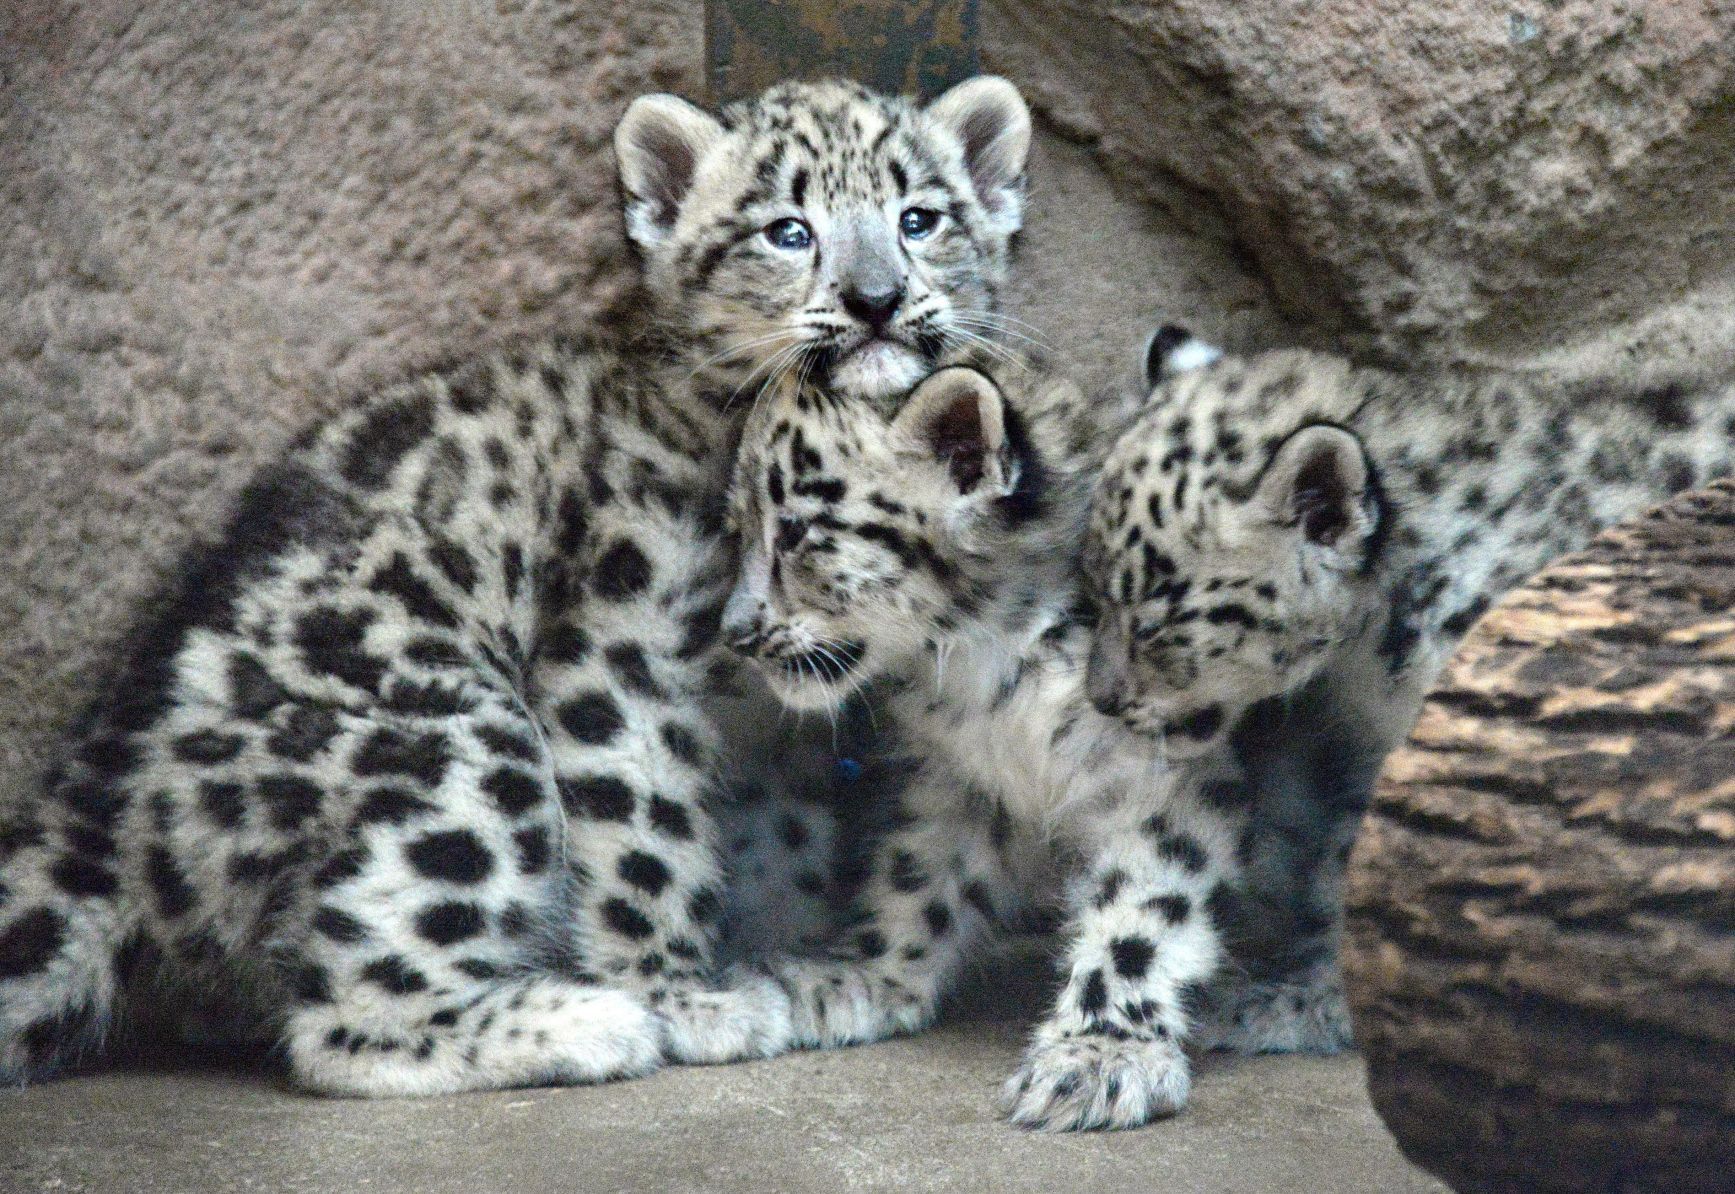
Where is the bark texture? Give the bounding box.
[1343,480,1735,1194]
[707,0,978,101]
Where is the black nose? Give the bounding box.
[842,284,903,332]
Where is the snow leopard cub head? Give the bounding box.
[722,361,1080,711]
[615,77,1030,401]
[1082,328,1384,757]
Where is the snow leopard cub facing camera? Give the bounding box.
[723,355,1261,1131]
[0,76,1032,1096]
[1083,326,1735,1054]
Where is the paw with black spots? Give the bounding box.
[1192,967,1353,1055]
[998,1032,1190,1131]
[763,956,936,1049]
[653,972,794,1064]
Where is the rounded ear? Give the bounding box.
[614,94,723,251]
[1255,425,1373,550]
[925,76,1031,236]
[891,367,1010,494]
[1143,324,1223,388]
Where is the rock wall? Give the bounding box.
[986,0,1735,371]
[0,0,697,795]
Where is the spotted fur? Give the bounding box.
[625,76,1030,405]
[1084,330,1735,1051]
[723,357,1258,1131]
[0,76,1032,1096]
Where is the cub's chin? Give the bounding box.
[753,643,873,713]
[827,341,927,402]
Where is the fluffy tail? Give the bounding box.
[0,824,128,1083]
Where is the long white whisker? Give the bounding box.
[726,340,808,413]
[744,339,817,425]
[742,341,806,394]
[714,343,807,416]
[684,331,801,383]
[796,650,842,743]
[951,316,1052,355]
[942,325,1025,372]
[955,307,1052,340]
[950,310,1052,351]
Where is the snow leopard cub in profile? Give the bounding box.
[0,76,1032,1096]
[723,355,1261,1132]
[1083,327,1735,1054]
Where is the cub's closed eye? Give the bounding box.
[899,208,941,240]
[763,218,813,251]
[775,515,810,552]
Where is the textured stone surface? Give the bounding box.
[1343,481,1735,1194]
[0,0,698,799]
[986,0,1735,368]
[0,940,1445,1194]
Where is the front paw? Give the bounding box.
[999,1033,1190,1131]
[654,973,793,1064]
[761,957,937,1050]
[1193,968,1353,1056]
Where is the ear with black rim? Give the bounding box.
[1255,425,1373,551]
[1143,324,1223,388]
[925,76,1031,237]
[614,94,723,251]
[892,367,1011,494]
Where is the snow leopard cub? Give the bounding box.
[1083,327,1735,1054]
[722,356,1260,1131]
[0,76,1032,1096]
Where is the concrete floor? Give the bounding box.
[2,943,1446,1194]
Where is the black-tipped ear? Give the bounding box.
[1256,425,1371,549]
[925,77,1031,237]
[1143,325,1223,388]
[892,367,1009,493]
[615,94,723,251]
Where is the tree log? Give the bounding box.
[1343,480,1735,1194]
[706,1,978,102]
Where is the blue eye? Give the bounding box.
[764,218,813,251]
[899,208,940,240]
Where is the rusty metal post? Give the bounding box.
[705,0,979,104]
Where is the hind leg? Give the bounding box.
[544,735,794,1065]
[757,767,1014,1052]
[286,973,658,1097]
[528,609,796,1064]
[0,815,132,1081]
[267,700,664,1097]
[714,779,843,963]
[276,812,662,1096]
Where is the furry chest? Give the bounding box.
[907,660,1160,831]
